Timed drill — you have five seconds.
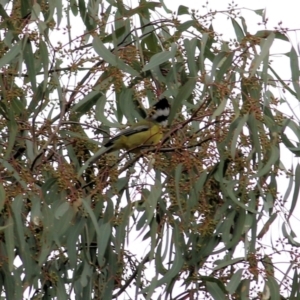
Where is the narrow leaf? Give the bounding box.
[231,114,248,159]
[169,78,196,123]
[256,145,279,177]
[0,183,5,212]
[227,269,243,294]
[55,202,71,219]
[231,18,245,42]
[289,47,300,100]
[81,198,101,238]
[23,39,37,92]
[4,215,14,272]
[142,51,173,72]
[0,40,21,68]
[266,276,280,300]
[288,163,300,219]
[211,98,228,120]
[184,38,197,76]
[206,282,227,300]
[250,32,275,77]
[97,222,112,267]
[177,5,189,15]
[93,36,139,76]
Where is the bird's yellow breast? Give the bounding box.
[117,124,162,151]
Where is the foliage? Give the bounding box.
[0,0,299,299]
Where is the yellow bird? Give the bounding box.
[104,98,170,153]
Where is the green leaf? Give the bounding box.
[145,274,158,300]
[177,5,189,15]
[281,134,300,156]
[231,18,245,42]
[55,202,71,219]
[23,39,37,92]
[12,195,25,251]
[250,32,275,77]
[56,276,68,300]
[199,33,209,72]
[0,40,21,68]
[262,254,274,275]
[78,0,95,31]
[97,222,112,267]
[174,163,182,206]
[13,266,23,299]
[282,223,300,247]
[0,183,5,212]
[11,98,25,115]
[81,198,101,237]
[215,52,234,83]
[152,224,184,288]
[77,146,109,177]
[206,282,227,300]
[80,260,93,287]
[71,90,102,114]
[70,0,78,16]
[254,9,265,16]
[240,17,248,35]
[231,114,248,159]
[118,89,136,123]
[211,98,228,121]
[136,210,147,231]
[30,2,41,20]
[236,279,250,299]
[247,113,261,161]
[140,1,162,11]
[214,257,244,271]
[40,40,49,90]
[159,0,172,13]
[225,182,257,213]
[4,215,14,272]
[227,269,243,294]
[257,213,277,239]
[102,26,126,44]
[209,51,228,84]
[0,3,9,20]
[0,159,27,189]
[66,218,85,268]
[155,242,167,275]
[142,51,173,72]
[269,65,297,98]
[93,36,140,76]
[283,119,300,143]
[95,94,118,127]
[256,145,279,177]
[176,20,197,32]
[169,78,196,123]
[56,0,63,27]
[184,38,197,76]
[27,81,44,114]
[145,181,161,225]
[288,163,300,219]
[266,276,280,300]
[289,47,300,100]
[224,209,247,252]
[219,210,235,245]
[115,204,131,254]
[291,269,299,298]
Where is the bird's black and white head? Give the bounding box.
[148,98,170,126]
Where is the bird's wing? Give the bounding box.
[104,124,150,147]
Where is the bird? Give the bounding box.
[77,98,170,177]
[103,97,170,153]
